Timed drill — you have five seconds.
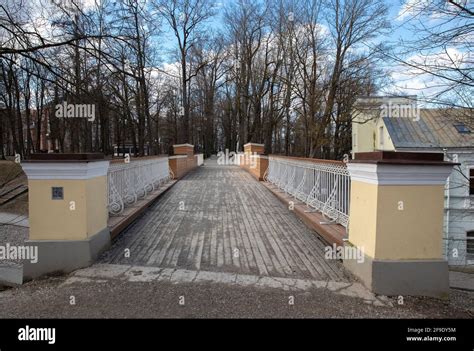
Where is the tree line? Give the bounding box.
[0,0,471,160]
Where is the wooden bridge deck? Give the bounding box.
[100,160,349,282]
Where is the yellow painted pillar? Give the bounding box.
[345,151,455,297]
[21,154,110,280]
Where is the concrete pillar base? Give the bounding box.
[344,254,449,298]
[23,227,110,281]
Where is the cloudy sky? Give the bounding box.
[9,0,472,104]
[381,0,471,103]
[157,0,471,104]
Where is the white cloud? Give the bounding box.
[387,47,470,101]
[397,0,427,21]
[397,0,471,22]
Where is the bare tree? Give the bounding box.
[154,0,215,144]
[387,0,473,111]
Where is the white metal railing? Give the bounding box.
[264,156,350,228]
[107,157,172,215]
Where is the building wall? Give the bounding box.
[352,96,413,154]
[374,118,396,151]
[352,115,395,154]
[443,150,474,266]
[352,113,376,154]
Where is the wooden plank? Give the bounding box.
[101,160,348,282]
[108,180,178,239]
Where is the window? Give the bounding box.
[379,126,384,148]
[470,169,474,196]
[454,123,471,134]
[353,133,357,147]
[467,231,474,259]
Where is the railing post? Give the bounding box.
[239,143,267,180]
[345,151,456,297]
[243,142,264,155]
[171,144,197,178]
[21,153,111,280]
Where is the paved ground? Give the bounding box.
[100,160,349,282]
[0,225,28,266]
[0,270,472,318]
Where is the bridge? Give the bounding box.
[16,144,455,298]
[101,158,348,282]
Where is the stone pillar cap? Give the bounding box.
[244,143,264,147]
[350,151,459,166]
[24,153,105,163]
[22,154,109,180]
[347,151,457,185]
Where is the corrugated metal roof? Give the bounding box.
[383,109,474,149]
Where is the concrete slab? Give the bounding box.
[170,269,198,283]
[123,266,162,282]
[195,271,237,284]
[450,271,474,291]
[66,264,390,307]
[73,264,131,279]
[0,212,29,228]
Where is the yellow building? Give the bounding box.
[351,96,417,154]
[351,96,474,267]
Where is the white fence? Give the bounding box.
[107,157,172,215]
[265,156,350,228]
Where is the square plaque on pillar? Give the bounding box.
[52,187,64,200]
